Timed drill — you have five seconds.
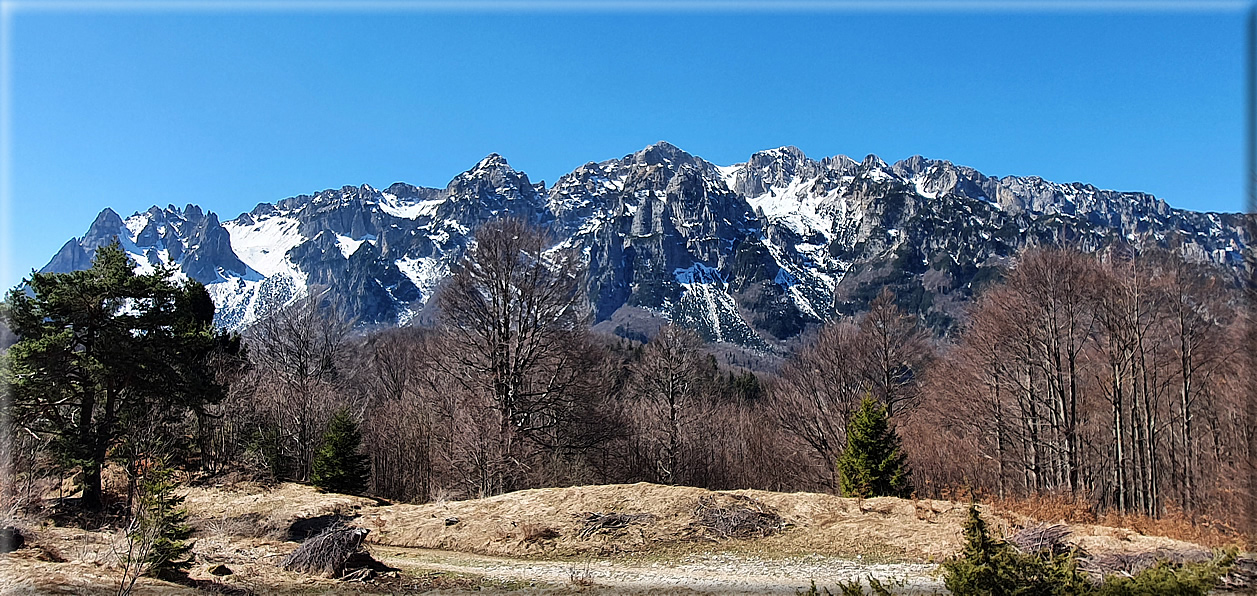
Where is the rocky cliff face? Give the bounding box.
[40,142,1252,345]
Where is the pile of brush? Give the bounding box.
[578,512,657,539]
[688,495,784,540]
[1007,522,1252,589]
[280,524,376,579]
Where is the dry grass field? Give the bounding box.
[0,481,1240,594]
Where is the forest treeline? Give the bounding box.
[2,218,1253,535]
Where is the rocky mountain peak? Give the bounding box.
[859,154,890,171]
[893,155,935,177]
[85,208,124,245]
[472,153,511,171]
[450,153,534,189]
[751,146,809,165]
[433,153,551,231]
[819,154,858,174]
[632,141,698,168]
[733,146,826,198]
[383,181,442,202]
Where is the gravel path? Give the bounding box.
[375,547,945,594]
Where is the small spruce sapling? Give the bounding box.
[938,504,1234,596]
[140,464,194,579]
[310,408,370,495]
[836,396,913,498]
[116,457,194,594]
[942,503,1089,596]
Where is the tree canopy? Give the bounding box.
[435,218,592,494]
[2,240,231,509]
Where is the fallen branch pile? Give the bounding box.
[1218,555,1257,591]
[280,524,371,578]
[578,512,657,539]
[1007,522,1249,589]
[688,495,784,540]
[1076,548,1213,578]
[1008,523,1072,557]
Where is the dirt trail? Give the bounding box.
[374,546,944,594]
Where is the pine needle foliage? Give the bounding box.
[311,408,370,495]
[836,396,912,498]
[796,576,895,596]
[943,503,1090,596]
[1093,554,1235,596]
[2,241,229,511]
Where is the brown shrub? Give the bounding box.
[520,522,560,542]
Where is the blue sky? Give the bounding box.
[2,3,1250,290]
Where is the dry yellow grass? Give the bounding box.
[360,483,1220,563]
[989,494,1250,550]
[181,481,379,539]
[1,481,1232,594]
[362,482,981,561]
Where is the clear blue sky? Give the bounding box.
[3,3,1250,291]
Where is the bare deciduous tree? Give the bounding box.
[355,327,435,503]
[910,246,1250,528]
[771,321,867,491]
[436,218,589,494]
[625,324,713,485]
[246,291,354,482]
[857,288,932,416]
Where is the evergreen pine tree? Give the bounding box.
[310,409,370,495]
[2,240,229,510]
[942,503,1089,596]
[941,503,1232,595]
[836,396,913,498]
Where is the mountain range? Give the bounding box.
[41,142,1252,348]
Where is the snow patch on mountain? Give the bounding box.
[672,282,765,347]
[379,193,443,219]
[223,215,303,277]
[395,256,447,304]
[912,177,939,199]
[124,213,152,241]
[674,262,725,285]
[746,175,834,241]
[715,164,741,191]
[208,269,308,330]
[336,234,375,259]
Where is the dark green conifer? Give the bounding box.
[2,240,229,510]
[135,461,194,579]
[942,503,1088,595]
[836,396,912,498]
[310,408,370,495]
